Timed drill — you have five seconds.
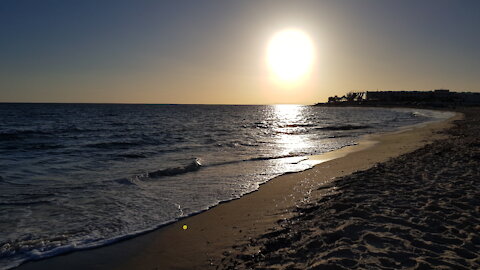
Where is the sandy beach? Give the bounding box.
[16,108,476,270]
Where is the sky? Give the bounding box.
[1,0,479,104]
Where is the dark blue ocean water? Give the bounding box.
[0,104,452,269]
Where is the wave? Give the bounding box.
[148,158,202,178]
[275,130,304,135]
[315,124,372,131]
[118,153,148,159]
[0,130,50,140]
[281,123,316,128]
[0,132,21,141]
[245,122,316,129]
[0,126,102,142]
[59,126,103,134]
[86,141,144,149]
[0,143,64,151]
[0,200,53,206]
[245,154,300,162]
[217,141,260,148]
[115,154,306,185]
[115,159,203,186]
[0,218,174,270]
[205,154,307,168]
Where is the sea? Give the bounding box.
[0,103,453,269]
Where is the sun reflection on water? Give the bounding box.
[273,104,303,122]
[273,104,314,156]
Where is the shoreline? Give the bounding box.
[15,111,461,270]
[221,107,479,269]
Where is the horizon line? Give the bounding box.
[0,101,310,106]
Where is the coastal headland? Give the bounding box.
[17,108,478,270]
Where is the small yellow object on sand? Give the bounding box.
[182,224,188,230]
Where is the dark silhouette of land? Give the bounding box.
[316,89,480,108]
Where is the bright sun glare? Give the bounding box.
[267,29,315,83]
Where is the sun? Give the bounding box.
[267,29,315,83]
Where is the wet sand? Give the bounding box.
[16,109,463,270]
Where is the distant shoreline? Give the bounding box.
[314,102,461,109]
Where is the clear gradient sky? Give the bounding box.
[1,0,479,104]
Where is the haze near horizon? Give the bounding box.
[1,0,479,104]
